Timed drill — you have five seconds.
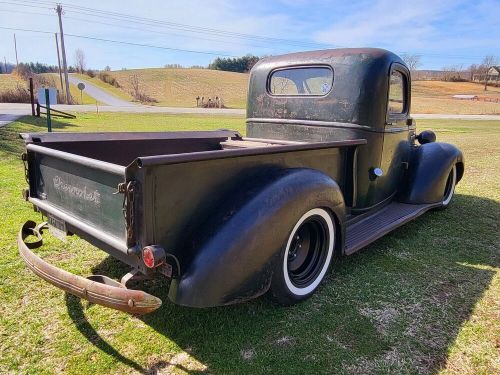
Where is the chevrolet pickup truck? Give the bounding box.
[18,48,464,314]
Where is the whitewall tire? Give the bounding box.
[271,208,335,304]
[441,165,457,208]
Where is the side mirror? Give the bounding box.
[416,130,436,145]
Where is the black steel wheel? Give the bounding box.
[270,208,335,305]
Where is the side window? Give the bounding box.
[388,70,406,114]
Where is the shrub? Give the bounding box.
[0,84,30,103]
[98,72,121,88]
[86,69,96,78]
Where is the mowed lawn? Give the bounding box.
[0,114,498,374]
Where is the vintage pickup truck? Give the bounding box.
[18,48,464,314]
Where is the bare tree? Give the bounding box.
[129,73,141,99]
[481,55,499,91]
[74,49,86,73]
[401,53,421,77]
[129,73,157,103]
[468,64,478,81]
[441,64,467,82]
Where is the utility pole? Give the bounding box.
[56,4,72,104]
[55,32,64,98]
[14,33,19,66]
[3,56,6,74]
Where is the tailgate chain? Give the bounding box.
[21,153,29,184]
[117,181,137,245]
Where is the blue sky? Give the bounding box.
[0,0,499,70]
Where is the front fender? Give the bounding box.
[168,168,345,307]
[400,142,464,204]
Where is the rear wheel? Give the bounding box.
[439,165,457,209]
[270,208,335,305]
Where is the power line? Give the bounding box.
[7,0,332,49]
[0,8,54,17]
[0,1,52,9]
[63,15,291,52]
[2,1,496,62]
[0,26,54,35]
[64,34,237,57]
[0,26,237,57]
[0,6,289,51]
[64,8,331,49]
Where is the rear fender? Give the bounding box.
[399,142,464,204]
[168,168,345,307]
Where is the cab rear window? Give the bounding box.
[268,66,333,96]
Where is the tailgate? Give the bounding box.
[25,143,128,252]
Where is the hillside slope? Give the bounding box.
[86,68,248,108]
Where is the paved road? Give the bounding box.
[67,75,136,107]
[1,103,499,127]
[411,114,500,120]
[0,106,33,127]
[0,113,25,127]
[0,103,245,117]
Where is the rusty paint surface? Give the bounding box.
[18,220,162,315]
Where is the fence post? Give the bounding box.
[29,78,35,116]
[45,89,52,132]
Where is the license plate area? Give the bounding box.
[48,214,67,241]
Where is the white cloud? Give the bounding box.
[313,0,454,50]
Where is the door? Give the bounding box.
[378,65,411,202]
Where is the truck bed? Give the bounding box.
[21,130,366,271]
[22,131,304,166]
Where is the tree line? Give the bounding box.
[208,54,260,73]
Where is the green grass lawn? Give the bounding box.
[0,114,498,374]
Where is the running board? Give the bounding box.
[345,202,438,255]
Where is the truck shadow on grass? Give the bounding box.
[66,193,499,374]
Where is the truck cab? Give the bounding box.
[247,48,415,212]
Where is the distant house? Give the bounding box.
[487,66,500,83]
[473,66,500,85]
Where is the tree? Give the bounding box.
[442,65,465,82]
[401,53,421,77]
[468,64,478,81]
[481,55,499,91]
[74,49,86,73]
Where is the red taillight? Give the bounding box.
[142,245,166,268]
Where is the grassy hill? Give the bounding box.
[76,68,248,108]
